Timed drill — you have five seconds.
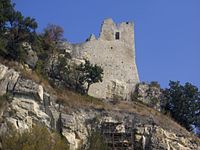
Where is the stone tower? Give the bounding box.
[64,18,139,100]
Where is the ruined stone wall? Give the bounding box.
[64,18,139,100]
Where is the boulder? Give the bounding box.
[134,82,162,111]
[0,64,19,95]
[22,42,38,68]
[6,97,51,130]
[13,78,43,102]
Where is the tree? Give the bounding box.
[0,0,14,30]
[43,24,64,42]
[42,24,64,54]
[77,60,103,93]
[51,57,103,94]
[163,81,200,131]
[0,0,38,61]
[0,0,15,57]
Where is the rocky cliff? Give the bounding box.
[0,63,199,150]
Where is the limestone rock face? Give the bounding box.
[22,42,38,68]
[106,80,129,100]
[0,63,199,150]
[0,64,20,95]
[0,64,50,132]
[13,77,44,101]
[6,97,50,130]
[133,124,199,150]
[134,82,163,111]
[150,127,199,150]
[98,115,199,150]
[61,110,96,150]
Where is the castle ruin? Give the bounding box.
[63,18,139,100]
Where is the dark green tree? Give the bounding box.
[53,58,103,94]
[77,60,103,93]
[163,81,200,131]
[0,0,38,61]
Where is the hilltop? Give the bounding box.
[0,1,199,150]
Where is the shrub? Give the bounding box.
[149,81,160,88]
[0,94,9,111]
[87,131,108,150]
[0,125,69,150]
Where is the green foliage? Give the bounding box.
[87,131,108,150]
[149,81,160,88]
[0,0,38,62]
[163,81,200,131]
[33,24,65,78]
[34,60,49,80]
[150,97,159,107]
[51,56,103,94]
[0,94,9,111]
[0,125,69,150]
[77,60,103,93]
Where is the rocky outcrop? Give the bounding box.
[22,42,38,68]
[99,117,199,150]
[133,82,163,111]
[149,126,199,150]
[0,64,50,131]
[0,63,199,150]
[13,77,44,102]
[0,65,19,95]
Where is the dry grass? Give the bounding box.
[54,89,199,142]
[55,88,110,111]
[114,101,200,142]
[0,58,22,71]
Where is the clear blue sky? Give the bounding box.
[13,0,200,88]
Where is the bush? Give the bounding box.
[0,125,69,150]
[149,81,160,88]
[163,81,200,132]
[87,131,108,150]
[0,94,9,111]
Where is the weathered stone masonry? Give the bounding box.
[63,18,139,100]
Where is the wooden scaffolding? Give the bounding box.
[101,122,135,150]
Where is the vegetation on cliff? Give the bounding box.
[0,0,103,94]
[163,81,200,133]
[0,0,37,62]
[0,125,69,150]
[0,1,199,148]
